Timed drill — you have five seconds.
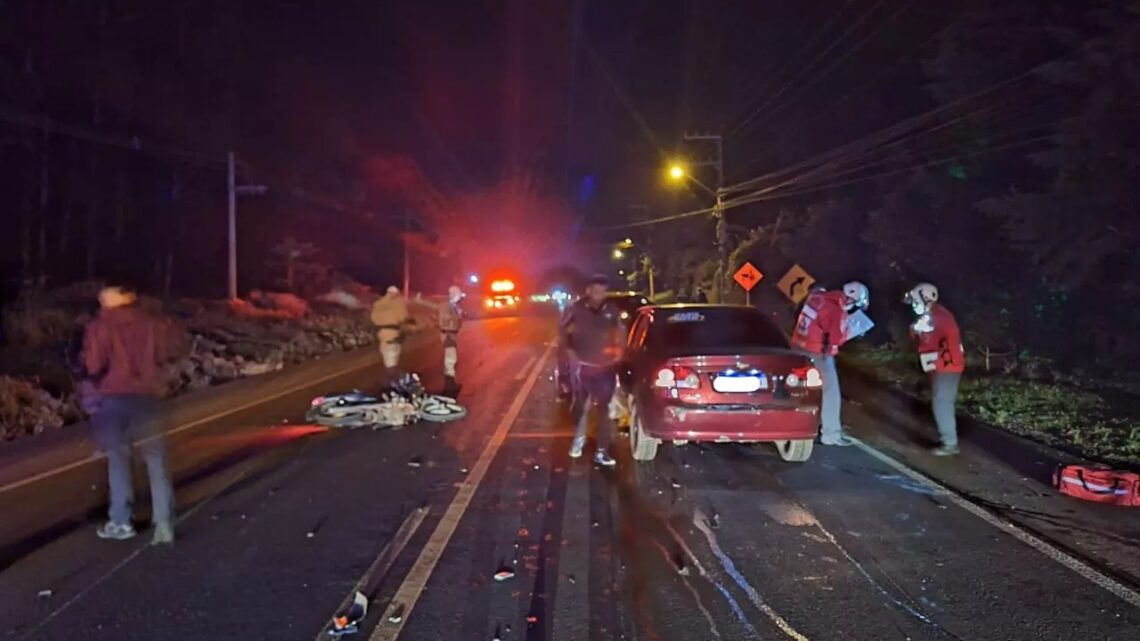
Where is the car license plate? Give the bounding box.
[712,374,765,393]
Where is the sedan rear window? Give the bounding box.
[646,307,790,354]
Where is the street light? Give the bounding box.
[665,154,727,301]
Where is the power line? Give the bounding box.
[596,204,716,231]
[729,0,889,139]
[0,105,225,169]
[726,50,1064,196]
[600,131,1054,231]
[0,105,429,230]
[742,0,917,137]
[724,133,1055,208]
[724,0,862,132]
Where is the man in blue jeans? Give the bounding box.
[83,281,180,544]
[559,275,624,466]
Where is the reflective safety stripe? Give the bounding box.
[919,352,938,372]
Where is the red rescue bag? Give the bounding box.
[1054,464,1140,507]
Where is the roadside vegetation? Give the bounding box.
[843,342,1140,466]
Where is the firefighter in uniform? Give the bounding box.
[371,286,409,373]
[418,285,464,394]
[904,282,965,456]
[790,281,870,446]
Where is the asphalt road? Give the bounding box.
[1,316,1138,640]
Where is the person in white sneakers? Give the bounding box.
[558,275,623,466]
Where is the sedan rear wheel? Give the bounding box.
[774,439,814,463]
[629,399,660,462]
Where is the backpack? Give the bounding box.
[1054,464,1140,507]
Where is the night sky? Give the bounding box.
[0,0,1084,296]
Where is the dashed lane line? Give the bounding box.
[368,342,554,641]
[550,465,592,641]
[314,506,429,641]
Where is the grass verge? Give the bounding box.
[843,343,1140,466]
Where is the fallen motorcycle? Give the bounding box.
[307,373,467,429]
[307,390,419,429]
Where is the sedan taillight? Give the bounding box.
[786,366,823,389]
[654,366,701,389]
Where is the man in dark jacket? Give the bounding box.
[558,274,623,466]
[83,281,178,544]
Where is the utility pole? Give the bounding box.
[227,152,236,300]
[227,151,268,300]
[642,254,656,299]
[403,208,411,298]
[683,132,726,300]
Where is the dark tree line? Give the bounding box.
[0,1,400,303]
[641,1,1140,374]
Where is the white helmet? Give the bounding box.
[904,282,939,315]
[448,285,463,303]
[386,286,401,296]
[842,281,870,311]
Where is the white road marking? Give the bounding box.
[0,352,391,495]
[691,511,810,641]
[515,355,538,380]
[851,438,1140,609]
[315,507,429,641]
[667,523,759,639]
[368,342,554,641]
[551,466,592,641]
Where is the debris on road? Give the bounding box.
[494,568,516,581]
[673,551,690,576]
[388,604,406,623]
[37,589,52,599]
[671,478,682,489]
[408,457,423,468]
[707,511,721,529]
[328,591,368,637]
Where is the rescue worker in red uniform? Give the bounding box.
[904,282,965,456]
[791,281,870,446]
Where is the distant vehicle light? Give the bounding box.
[468,274,479,284]
[484,298,495,308]
[491,279,516,293]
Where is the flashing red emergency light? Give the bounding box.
[490,279,516,293]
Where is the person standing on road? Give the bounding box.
[371,286,409,373]
[904,282,965,456]
[790,281,871,446]
[559,274,623,466]
[82,281,180,544]
[417,285,465,394]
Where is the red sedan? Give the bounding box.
[618,305,823,462]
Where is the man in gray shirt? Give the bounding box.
[558,275,623,466]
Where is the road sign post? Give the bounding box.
[776,264,816,305]
[733,262,763,305]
